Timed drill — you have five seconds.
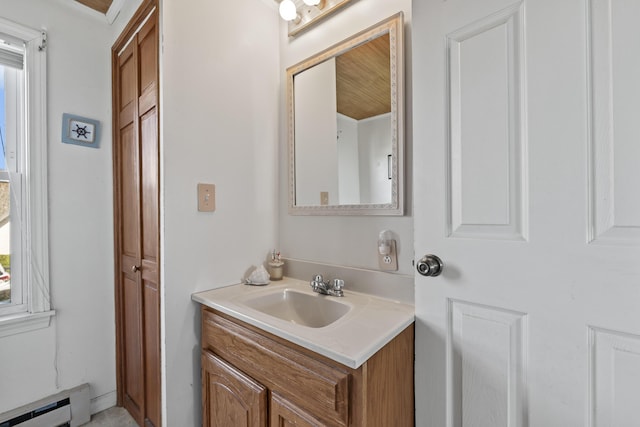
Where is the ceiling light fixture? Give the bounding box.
[278,0,326,23]
[279,0,298,21]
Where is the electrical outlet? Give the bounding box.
[197,183,215,212]
[378,239,398,271]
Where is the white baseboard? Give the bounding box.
[90,390,117,415]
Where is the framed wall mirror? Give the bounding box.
[286,13,404,215]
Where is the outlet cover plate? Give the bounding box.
[378,240,398,271]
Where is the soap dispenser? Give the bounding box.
[268,250,284,280]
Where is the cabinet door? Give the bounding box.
[270,393,326,427]
[202,351,267,427]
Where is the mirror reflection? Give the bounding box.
[287,13,404,215]
[294,34,391,206]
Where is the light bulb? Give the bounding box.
[279,0,297,21]
[303,0,321,5]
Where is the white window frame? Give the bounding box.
[0,17,53,337]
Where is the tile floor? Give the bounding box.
[80,406,137,426]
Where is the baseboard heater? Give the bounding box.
[0,384,90,427]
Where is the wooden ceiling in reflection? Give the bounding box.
[336,33,391,121]
[74,0,113,14]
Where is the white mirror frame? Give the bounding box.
[286,13,404,216]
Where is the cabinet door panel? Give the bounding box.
[270,393,325,427]
[202,351,267,427]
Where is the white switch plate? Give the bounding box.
[378,239,398,271]
[197,183,215,212]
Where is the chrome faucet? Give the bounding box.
[310,275,345,297]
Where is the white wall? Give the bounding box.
[160,0,280,424]
[0,0,140,414]
[294,58,338,205]
[279,0,413,275]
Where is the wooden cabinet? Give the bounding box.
[200,307,414,427]
[202,351,267,427]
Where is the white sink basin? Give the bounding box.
[192,278,415,368]
[239,288,350,328]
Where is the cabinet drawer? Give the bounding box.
[202,308,350,426]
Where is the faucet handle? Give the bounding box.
[310,274,323,291]
[332,279,344,290]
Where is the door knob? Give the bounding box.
[132,265,141,273]
[417,255,443,277]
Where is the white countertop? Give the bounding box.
[192,277,414,369]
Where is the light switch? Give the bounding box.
[320,191,329,205]
[197,183,215,212]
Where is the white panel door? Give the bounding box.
[413,0,640,426]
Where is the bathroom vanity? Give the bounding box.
[193,278,415,426]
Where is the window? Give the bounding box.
[1,44,25,315]
[0,18,52,336]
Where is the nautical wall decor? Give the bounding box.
[61,113,100,148]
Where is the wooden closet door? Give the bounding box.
[117,38,144,423]
[138,13,160,427]
[113,2,160,426]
